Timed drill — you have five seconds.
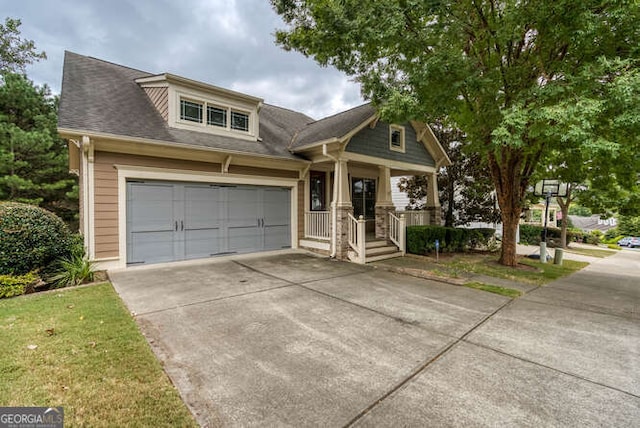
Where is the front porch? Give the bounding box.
[299,159,442,264]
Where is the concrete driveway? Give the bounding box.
[110,251,640,427]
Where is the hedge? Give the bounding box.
[407,226,496,254]
[0,272,41,299]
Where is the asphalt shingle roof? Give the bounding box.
[290,103,376,150]
[58,52,321,160]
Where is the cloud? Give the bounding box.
[5,0,363,118]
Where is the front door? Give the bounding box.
[351,178,376,232]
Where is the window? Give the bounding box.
[178,96,252,134]
[180,100,203,123]
[207,106,227,127]
[351,177,376,220]
[389,125,405,152]
[231,111,249,132]
[309,171,326,211]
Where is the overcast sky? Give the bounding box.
[4,0,364,119]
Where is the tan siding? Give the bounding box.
[92,150,300,261]
[143,87,168,121]
[228,164,298,179]
[297,181,305,240]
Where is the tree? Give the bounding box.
[0,72,77,225]
[273,0,640,266]
[0,18,46,73]
[399,120,500,227]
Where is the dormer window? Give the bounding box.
[137,74,262,141]
[231,111,249,131]
[389,125,405,153]
[180,100,203,123]
[207,106,227,127]
[178,96,251,135]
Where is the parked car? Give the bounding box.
[618,237,632,246]
[628,237,640,248]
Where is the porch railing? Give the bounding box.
[348,213,366,264]
[388,212,406,255]
[304,211,330,240]
[396,210,430,226]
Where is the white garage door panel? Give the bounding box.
[126,181,292,265]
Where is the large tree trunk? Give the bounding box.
[556,185,573,249]
[488,150,529,267]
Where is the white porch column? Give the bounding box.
[375,166,395,239]
[332,159,353,259]
[425,172,442,225]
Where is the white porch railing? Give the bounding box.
[304,211,330,240]
[396,210,430,226]
[388,212,406,255]
[348,213,366,264]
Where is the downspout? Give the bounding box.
[323,144,339,258]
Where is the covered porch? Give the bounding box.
[299,157,441,264]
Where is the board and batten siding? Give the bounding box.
[92,150,302,259]
[346,122,435,166]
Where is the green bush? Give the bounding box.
[406,226,495,254]
[519,224,578,246]
[0,202,75,275]
[0,272,41,299]
[607,244,621,250]
[48,254,95,288]
[584,230,602,245]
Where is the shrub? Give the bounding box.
[406,226,495,254]
[585,230,603,245]
[0,202,74,275]
[0,272,41,299]
[48,254,95,288]
[519,224,576,247]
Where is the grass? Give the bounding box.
[0,283,197,427]
[564,247,617,258]
[463,282,522,298]
[447,255,589,286]
[392,253,589,286]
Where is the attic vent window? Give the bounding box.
[389,125,405,153]
[180,100,203,123]
[231,111,249,131]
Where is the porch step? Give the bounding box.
[348,240,404,264]
[365,240,389,249]
[366,245,400,256]
[365,251,404,263]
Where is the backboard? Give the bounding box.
[533,179,568,197]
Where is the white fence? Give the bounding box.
[395,210,430,226]
[388,212,406,254]
[304,211,330,240]
[348,214,366,264]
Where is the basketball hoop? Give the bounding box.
[532,179,567,263]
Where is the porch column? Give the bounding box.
[332,159,353,259]
[425,172,442,225]
[375,166,395,239]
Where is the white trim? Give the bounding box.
[299,239,331,251]
[389,124,406,153]
[115,165,299,269]
[88,143,95,259]
[341,151,437,174]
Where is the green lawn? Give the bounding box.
[0,283,197,427]
[565,247,618,258]
[463,282,522,298]
[391,253,589,287]
[447,255,589,286]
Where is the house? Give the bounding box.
[58,52,450,269]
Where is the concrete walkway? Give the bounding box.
[110,250,640,427]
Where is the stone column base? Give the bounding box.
[375,204,396,240]
[334,204,354,260]
[426,206,443,225]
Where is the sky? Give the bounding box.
[3,0,364,119]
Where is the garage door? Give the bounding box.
[126,180,291,265]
